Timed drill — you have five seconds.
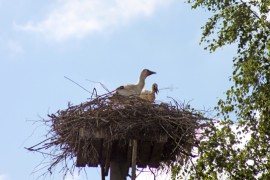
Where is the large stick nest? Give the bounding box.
[27,92,209,177]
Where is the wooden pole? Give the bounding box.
[101,166,105,180]
[110,141,128,180]
[131,140,138,180]
[110,160,127,180]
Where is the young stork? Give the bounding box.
[116,69,156,97]
[140,83,159,103]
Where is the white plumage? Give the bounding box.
[140,83,159,103]
[116,69,156,97]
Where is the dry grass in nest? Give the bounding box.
[26,92,210,178]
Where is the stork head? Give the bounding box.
[141,69,156,78]
[152,83,159,94]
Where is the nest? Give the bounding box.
[27,93,209,178]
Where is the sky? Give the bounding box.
[0,0,236,179]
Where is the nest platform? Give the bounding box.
[28,94,208,178]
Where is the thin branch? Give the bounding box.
[64,76,92,94]
[86,79,111,93]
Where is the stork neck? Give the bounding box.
[137,73,146,89]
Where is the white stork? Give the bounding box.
[116,69,156,97]
[140,83,159,103]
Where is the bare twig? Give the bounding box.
[86,79,111,93]
[64,76,92,94]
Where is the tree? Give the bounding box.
[174,0,270,179]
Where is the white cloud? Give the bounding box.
[17,0,174,41]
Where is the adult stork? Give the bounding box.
[116,69,156,97]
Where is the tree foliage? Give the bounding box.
[175,0,270,179]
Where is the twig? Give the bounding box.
[86,79,111,93]
[64,76,92,94]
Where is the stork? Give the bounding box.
[140,83,159,103]
[116,69,156,97]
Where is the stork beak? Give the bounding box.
[148,70,156,76]
[155,87,159,94]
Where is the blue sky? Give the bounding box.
[0,0,235,179]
